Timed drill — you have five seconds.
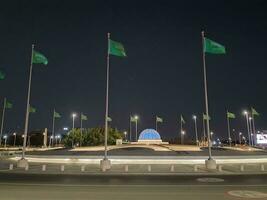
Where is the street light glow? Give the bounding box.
[192,115,197,119]
[239,132,242,136]
[243,110,248,115]
[134,115,139,120]
[63,127,69,131]
[72,113,77,118]
[3,135,7,139]
[181,130,185,135]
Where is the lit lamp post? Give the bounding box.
[239,132,242,145]
[243,111,251,146]
[181,130,185,145]
[3,135,7,148]
[134,115,139,141]
[124,131,127,141]
[249,117,253,146]
[210,131,214,145]
[72,113,76,148]
[193,115,198,145]
[13,132,16,147]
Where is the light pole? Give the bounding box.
[210,131,214,145]
[13,132,16,147]
[181,130,185,145]
[124,131,127,142]
[72,113,76,147]
[243,111,251,146]
[134,115,139,141]
[249,117,253,146]
[239,132,242,145]
[193,115,198,145]
[3,135,7,148]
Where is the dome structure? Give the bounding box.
[138,129,161,140]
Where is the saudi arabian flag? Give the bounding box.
[0,70,5,80]
[54,111,61,118]
[32,50,48,65]
[6,101,13,109]
[107,116,112,122]
[156,116,163,123]
[108,39,126,57]
[204,37,226,54]
[29,106,36,113]
[81,114,88,121]
[251,107,259,116]
[203,113,211,120]
[181,115,185,124]
[227,111,236,119]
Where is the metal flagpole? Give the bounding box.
[129,116,132,142]
[193,116,198,146]
[0,97,6,146]
[156,116,158,131]
[180,116,183,145]
[104,33,110,160]
[252,115,256,145]
[227,111,231,147]
[21,44,34,160]
[135,120,138,142]
[52,108,55,147]
[249,117,253,146]
[201,31,213,161]
[203,114,206,145]
[80,113,83,147]
[245,113,250,146]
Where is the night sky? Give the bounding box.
[1,0,267,141]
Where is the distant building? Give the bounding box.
[132,129,168,145]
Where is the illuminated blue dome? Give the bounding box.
[138,129,161,140]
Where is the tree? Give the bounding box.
[63,127,123,147]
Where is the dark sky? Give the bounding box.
[1,0,267,141]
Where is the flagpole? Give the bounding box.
[203,114,206,145]
[180,116,183,145]
[0,98,6,146]
[21,44,34,162]
[249,117,253,146]
[252,114,256,145]
[80,113,83,147]
[51,108,55,147]
[201,31,215,168]
[104,33,110,160]
[129,116,132,142]
[226,111,231,147]
[156,116,158,131]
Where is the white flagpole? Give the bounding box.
[226,111,231,147]
[129,116,132,142]
[104,33,110,160]
[80,113,83,147]
[0,98,6,146]
[156,116,158,131]
[21,44,34,161]
[52,108,55,147]
[203,114,206,145]
[201,31,214,167]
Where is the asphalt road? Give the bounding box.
[0,173,267,200]
[25,147,267,156]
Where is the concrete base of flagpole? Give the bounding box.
[17,158,29,168]
[205,158,217,170]
[100,158,111,172]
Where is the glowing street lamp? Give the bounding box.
[13,132,16,147]
[71,113,76,147]
[134,115,139,141]
[192,115,198,145]
[239,132,242,144]
[181,130,185,145]
[3,135,7,148]
[243,110,251,146]
[124,131,127,141]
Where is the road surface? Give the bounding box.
[0,173,267,200]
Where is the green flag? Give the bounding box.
[108,39,127,57]
[204,37,226,54]
[81,114,88,121]
[156,116,163,123]
[54,111,61,118]
[107,116,112,122]
[29,106,36,113]
[181,115,185,124]
[0,70,5,80]
[6,101,12,109]
[32,50,48,65]
[227,111,236,119]
[251,107,259,116]
[203,113,211,120]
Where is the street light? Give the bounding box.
[124,131,127,141]
[243,110,251,146]
[3,135,7,148]
[13,132,16,147]
[192,115,198,145]
[63,127,69,131]
[249,116,254,146]
[181,130,185,145]
[71,113,76,147]
[239,132,242,145]
[134,115,139,141]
